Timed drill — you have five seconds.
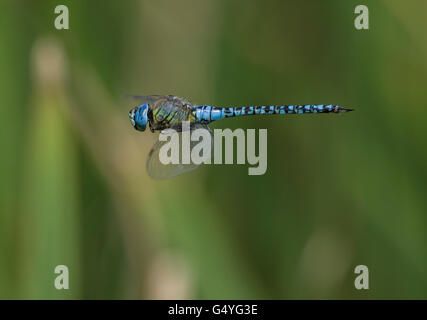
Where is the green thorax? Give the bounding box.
[148,98,197,131]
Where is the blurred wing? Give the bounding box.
[146,137,199,180]
[146,124,213,180]
[125,94,192,107]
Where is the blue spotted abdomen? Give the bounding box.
[194,104,352,123]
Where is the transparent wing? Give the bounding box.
[146,124,213,180]
[125,94,192,107]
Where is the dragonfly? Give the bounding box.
[128,95,353,179]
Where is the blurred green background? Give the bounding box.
[0,0,426,299]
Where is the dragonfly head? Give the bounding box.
[129,103,149,131]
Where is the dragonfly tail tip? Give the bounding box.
[340,106,354,112]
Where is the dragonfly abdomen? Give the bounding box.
[195,104,353,123]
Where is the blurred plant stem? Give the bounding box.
[19,38,80,298]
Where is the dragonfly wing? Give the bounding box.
[146,138,199,180]
[146,124,213,180]
[125,94,192,107]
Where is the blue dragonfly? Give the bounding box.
[128,95,353,179]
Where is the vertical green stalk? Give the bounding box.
[19,40,81,299]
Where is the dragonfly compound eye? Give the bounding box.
[133,103,149,131]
